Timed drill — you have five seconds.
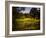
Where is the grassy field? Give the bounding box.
[15,16,40,30]
[16,18,39,24]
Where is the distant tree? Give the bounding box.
[30,8,40,19]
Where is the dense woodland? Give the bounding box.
[12,7,40,31]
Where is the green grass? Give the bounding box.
[16,18,40,24]
[14,16,40,30]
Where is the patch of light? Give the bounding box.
[19,7,32,14]
[37,8,40,11]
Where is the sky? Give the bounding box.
[19,7,32,14]
[18,7,40,14]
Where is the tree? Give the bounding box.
[30,8,40,19]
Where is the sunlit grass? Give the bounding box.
[16,18,40,24]
[15,16,40,30]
